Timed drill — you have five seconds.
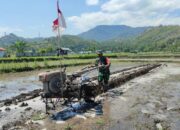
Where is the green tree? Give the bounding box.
[46,46,53,53]
[13,41,28,54]
[38,48,46,55]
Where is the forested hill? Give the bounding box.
[133,25,180,52]
[0,34,98,52]
[1,25,180,53]
[44,35,98,51]
[78,25,150,41]
[0,33,25,46]
[98,25,180,52]
[0,33,44,47]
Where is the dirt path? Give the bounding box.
[108,63,180,130]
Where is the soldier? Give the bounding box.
[96,50,111,91]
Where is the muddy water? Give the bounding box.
[0,66,86,101]
[0,62,142,101]
[0,72,41,100]
[109,63,180,130]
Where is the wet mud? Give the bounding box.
[0,63,179,130]
[109,64,180,130]
[0,62,142,101]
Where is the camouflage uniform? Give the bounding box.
[96,56,110,85]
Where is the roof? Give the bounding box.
[60,47,72,51]
[0,48,5,51]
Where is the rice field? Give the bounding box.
[0,52,179,73]
[0,59,94,73]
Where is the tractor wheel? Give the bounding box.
[48,77,62,94]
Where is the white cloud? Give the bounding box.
[69,0,180,32]
[68,12,116,30]
[0,26,23,37]
[86,0,99,6]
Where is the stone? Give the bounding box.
[5,107,11,111]
[4,100,12,106]
[19,102,28,107]
[12,100,18,105]
[152,114,167,122]
[25,107,32,111]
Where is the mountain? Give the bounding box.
[0,33,25,46]
[40,35,99,52]
[26,37,45,43]
[0,33,99,52]
[97,25,180,52]
[134,25,180,52]
[78,25,151,41]
[1,25,180,53]
[0,33,45,47]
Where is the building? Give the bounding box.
[0,48,6,58]
[57,47,72,56]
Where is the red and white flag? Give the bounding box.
[52,0,66,32]
[53,18,59,31]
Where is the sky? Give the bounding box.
[0,0,180,38]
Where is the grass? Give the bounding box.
[0,59,93,73]
[1,52,180,63]
[96,119,105,126]
[64,124,73,130]
[0,54,117,63]
[31,112,47,121]
[0,52,179,73]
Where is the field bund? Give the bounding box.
[0,53,180,73]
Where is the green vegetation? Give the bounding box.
[78,25,149,41]
[0,59,93,73]
[0,25,180,73]
[96,119,105,126]
[1,52,179,73]
[0,54,117,63]
[64,124,73,130]
[11,41,28,54]
[31,112,47,121]
[25,35,99,53]
[100,25,180,53]
[1,25,180,54]
[134,25,180,52]
[0,52,179,63]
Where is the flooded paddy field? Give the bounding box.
[0,62,179,130]
[0,62,142,101]
[0,65,90,100]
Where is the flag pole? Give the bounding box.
[57,0,64,98]
[57,0,63,73]
[57,0,61,50]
